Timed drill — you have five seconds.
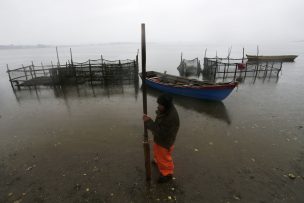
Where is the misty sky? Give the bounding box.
[0,0,303,45]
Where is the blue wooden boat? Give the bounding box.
[140,71,238,101]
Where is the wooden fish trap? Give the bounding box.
[7,54,139,90]
[203,57,283,82]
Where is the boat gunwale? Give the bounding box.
[245,54,298,61]
[141,71,238,90]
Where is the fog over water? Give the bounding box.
[0,0,304,45]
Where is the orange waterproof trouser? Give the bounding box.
[153,143,174,176]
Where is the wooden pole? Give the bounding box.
[214,51,218,81]
[50,61,55,85]
[41,62,46,76]
[101,55,105,84]
[269,62,274,79]
[223,64,226,80]
[7,64,15,90]
[264,61,268,78]
[254,46,259,79]
[70,48,76,77]
[29,64,34,79]
[242,47,244,63]
[277,61,283,77]
[56,46,60,67]
[244,63,248,79]
[70,48,73,65]
[89,59,93,85]
[22,64,28,80]
[135,50,139,78]
[233,64,238,80]
[141,23,151,181]
[32,61,37,78]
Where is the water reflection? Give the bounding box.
[145,87,231,124]
[12,76,140,102]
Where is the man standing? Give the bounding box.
[143,94,180,183]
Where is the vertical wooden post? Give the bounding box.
[180,52,183,62]
[255,46,259,79]
[242,47,244,63]
[226,62,229,79]
[56,46,60,67]
[214,52,218,81]
[32,61,37,78]
[89,59,93,85]
[50,61,55,85]
[223,64,226,80]
[141,23,151,181]
[101,55,104,84]
[136,49,139,73]
[118,59,121,76]
[41,62,46,76]
[197,60,201,77]
[133,59,137,78]
[277,61,283,77]
[70,48,74,66]
[269,62,274,78]
[244,63,248,79]
[264,61,268,78]
[233,64,237,80]
[70,48,75,78]
[22,64,28,80]
[135,50,139,80]
[227,47,232,80]
[7,64,15,90]
[65,62,68,79]
[29,64,34,79]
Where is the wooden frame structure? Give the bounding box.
[7,54,139,90]
[203,57,283,82]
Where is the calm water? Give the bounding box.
[0,43,304,202]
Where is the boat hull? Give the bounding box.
[144,77,237,101]
[246,54,298,62]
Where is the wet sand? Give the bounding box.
[0,44,304,202]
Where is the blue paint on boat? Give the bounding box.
[145,79,236,101]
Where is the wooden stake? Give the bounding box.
[214,51,218,81]
[56,46,60,67]
[70,48,73,66]
[277,61,283,77]
[242,47,245,63]
[32,61,37,78]
[141,23,151,181]
[233,64,237,80]
[7,64,15,90]
[29,63,34,79]
[227,47,231,80]
[89,59,93,85]
[244,63,248,79]
[41,62,46,76]
[22,64,28,80]
[100,55,105,84]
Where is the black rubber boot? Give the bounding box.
[157,174,173,183]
